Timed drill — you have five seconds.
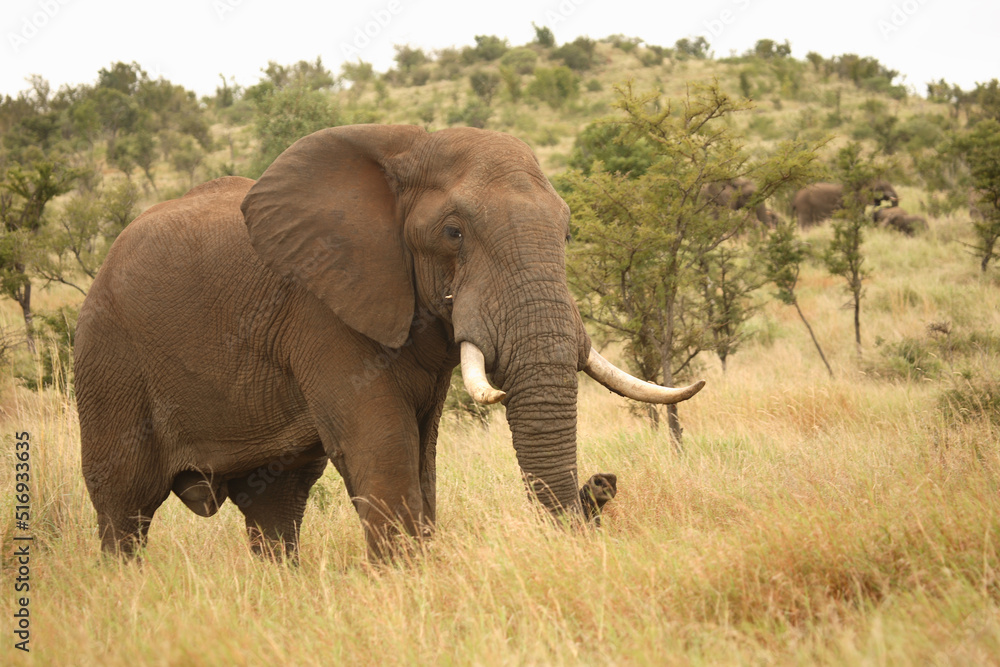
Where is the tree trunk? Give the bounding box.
[17,280,35,353]
[853,297,862,357]
[793,299,834,377]
[660,353,683,452]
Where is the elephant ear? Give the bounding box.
[241,125,425,349]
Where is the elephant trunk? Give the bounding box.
[494,288,582,516]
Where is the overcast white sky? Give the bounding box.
[1,0,997,99]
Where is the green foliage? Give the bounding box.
[553,37,597,71]
[823,143,887,354]
[805,51,825,72]
[446,100,493,129]
[607,34,642,53]
[674,36,709,60]
[499,48,537,75]
[469,71,501,105]
[939,377,1000,425]
[259,58,334,90]
[29,306,78,393]
[869,336,942,380]
[739,71,753,99]
[393,45,428,76]
[38,178,139,291]
[531,22,555,48]
[469,35,508,62]
[566,121,655,177]
[762,217,833,375]
[565,81,821,437]
[637,47,665,67]
[246,83,343,177]
[825,53,906,98]
[851,100,906,155]
[527,67,579,109]
[499,67,522,102]
[952,119,1000,271]
[970,78,1000,123]
[443,366,498,426]
[748,39,791,60]
[340,60,375,84]
[0,160,79,349]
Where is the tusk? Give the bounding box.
[460,342,506,404]
[584,348,705,404]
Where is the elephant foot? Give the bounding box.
[579,473,617,526]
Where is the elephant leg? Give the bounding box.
[336,411,427,561]
[82,407,171,558]
[229,455,328,561]
[415,367,454,530]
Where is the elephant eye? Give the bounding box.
[444,225,463,241]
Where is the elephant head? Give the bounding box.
[870,180,899,208]
[701,177,769,226]
[241,125,703,519]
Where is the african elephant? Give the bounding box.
[75,125,704,560]
[700,177,769,225]
[873,206,927,235]
[792,180,899,227]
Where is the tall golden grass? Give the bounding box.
[1,217,997,665]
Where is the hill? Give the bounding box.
[0,32,998,665]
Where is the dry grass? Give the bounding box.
[0,209,997,665]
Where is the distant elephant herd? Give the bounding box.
[701,177,925,234]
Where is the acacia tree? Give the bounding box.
[763,218,834,377]
[38,178,139,294]
[0,162,78,350]
[953,120,1000,272]
[564,81,822,445]
[823,143,888,357]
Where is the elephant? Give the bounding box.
[75,124,705,561]
[873,206,927,235]
[792,181,899,227]
[700,177,770,225]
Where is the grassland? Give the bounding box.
[0,210,997,665]
[1,38,999,666]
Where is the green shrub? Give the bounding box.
[608,34,642,53]
[637,48,664,67]
[410,67,431,86]
[443,366,497,425]
[939,378,1000,425]
[553,37,596,71]
[27,306,78,393]
[446,100,492,129]
[470,70,501,105]
[470,35,508,62]
[869,336,942,380]
[527,67,579,109]
[500,47,537,75]
[567,121,655,176]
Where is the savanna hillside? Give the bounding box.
[1,29,998,664]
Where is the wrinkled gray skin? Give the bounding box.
[701,177,770,225]
[792,181,899,227]
[76,125,677,561]
[873,206,927,235]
